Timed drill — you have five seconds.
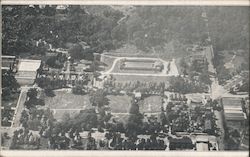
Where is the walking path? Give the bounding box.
[11,89,27,127]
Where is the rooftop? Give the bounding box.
[222,97,243,107]
[196,142,209,151]
[18,59,41,72]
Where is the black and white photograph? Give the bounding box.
[0,1,249,156]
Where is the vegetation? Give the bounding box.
[167,76,208,94]
[46,53,67,69]
[125,6,205,51]
[126,99,143,137]
[89,89,109,107]
[24,88,45,109]
[207,7,249,52]
[2,70,20,101]
[2,5,125,57]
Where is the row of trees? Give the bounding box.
[167,76,208,94]
[2,70,20,101]
[24,88,45,109]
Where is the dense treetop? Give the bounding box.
[2,6,249,58]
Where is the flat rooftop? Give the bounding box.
[196,143,209,151]
[18,59,41,72]
[221,97,243,107]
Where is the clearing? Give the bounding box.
[44,91,91,119]
[107,95,132,113]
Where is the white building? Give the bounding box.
[221,97,247,121]
[15,59,41,85]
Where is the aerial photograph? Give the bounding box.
[1,5,249,151]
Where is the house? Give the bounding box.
[195,135,209,151]
[196,142,209,151]
[15,59,41,85]
[134,92,142,100]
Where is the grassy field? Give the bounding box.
[113,75,171,84]
[44,91,92,120]
[107,95,132,113]
[139,96,162,113]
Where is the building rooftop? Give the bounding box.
[196,142,209,151]
[196,135,209,143]
[225,112,246,121]
[222,97,243,107]
[222,97,246,121]
[1,55,16,70]
[18,59,41,72]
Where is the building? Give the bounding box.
[134,92,142,99]
[196,142,209,151]
[195,135,209,151]
[15,59,42,85]
[56,5,69,10]
[120,58,164,72]
[1,55,16,71]
[221,97,247,122]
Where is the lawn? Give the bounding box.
[107,95,132,113]
[139,96,163,113]
[44,91,92,120]
[113,75,171,83]
[45,91,91,109]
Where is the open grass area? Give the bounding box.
[44,91,92,120]
[113,75,171,84]
[139,96,163,113]
[107,95,132,113]
[45,91,91,109]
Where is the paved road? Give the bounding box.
[202,9,226,150]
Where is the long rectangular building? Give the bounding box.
[221,97,247,121]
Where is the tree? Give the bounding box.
[69,44,84,60]
[160,109,169,126]
[27,88,38,100]
[199,71,212,85]
[126,100,143,136]
[2,70,20,90]
[72,85,85,95]
[89,89,109,107]
[46,56,64,69]
[44,85,55,97]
